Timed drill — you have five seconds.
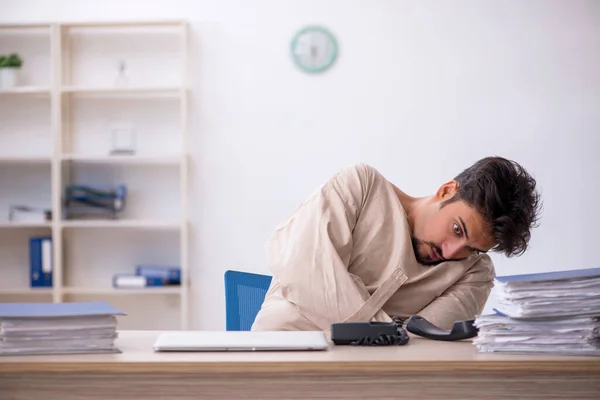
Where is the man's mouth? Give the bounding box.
[429,246,443,262]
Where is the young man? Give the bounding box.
[251,157,541,331]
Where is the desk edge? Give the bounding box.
[1,360,600,374]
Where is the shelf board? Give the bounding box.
[61,20,186,29]
[0,221,52,229]
[61,86,184,96]
[61,219,182,229]
[61,154,182,165]
[0,86,51,95]
[0,23,53,29]
[0,288,53,295]
[0,156,52,164]
[63,287,182,295]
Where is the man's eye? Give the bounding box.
[453,223,462,236]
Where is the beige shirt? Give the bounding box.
[252,163,495,332]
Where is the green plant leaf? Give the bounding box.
[6,53,23,68]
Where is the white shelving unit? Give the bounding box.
[0,21,190,330]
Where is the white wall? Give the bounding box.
[2,0,599,329]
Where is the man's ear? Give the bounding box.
[436,180,459,201]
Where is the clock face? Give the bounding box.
[291,26,338,74]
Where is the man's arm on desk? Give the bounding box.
[416,255,495,330]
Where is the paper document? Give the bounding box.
[0,302,125,356]
[474,268,600,356]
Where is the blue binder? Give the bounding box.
[135,265,181,285]
[30,236,52,287]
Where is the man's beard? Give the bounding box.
[411,237,444,266]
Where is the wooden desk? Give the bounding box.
[1,331,599,400]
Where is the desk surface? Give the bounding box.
[1,330,599,374]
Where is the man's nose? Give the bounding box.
[442,240,465,260]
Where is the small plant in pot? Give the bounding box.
[0,53,24,89]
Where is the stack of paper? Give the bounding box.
[0,301,125,356]
[474,267,600,356]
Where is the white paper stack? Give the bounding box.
[0,301,125,356]
[474,267,600,356]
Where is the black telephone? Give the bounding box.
[330,315,478,346]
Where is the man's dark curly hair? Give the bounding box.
[443,156,542,257]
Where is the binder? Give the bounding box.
[30,236,52,288]
[135,265,181,285]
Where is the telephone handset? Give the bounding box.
[405,315,478,341]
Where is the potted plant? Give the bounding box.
[0,53,24,89]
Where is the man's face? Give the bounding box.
[411,183,495,266]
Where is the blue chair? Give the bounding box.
[224,270,272,331]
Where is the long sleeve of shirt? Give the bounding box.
[265,164,392,330]
[415,256,494,330]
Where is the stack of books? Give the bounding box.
[474,267,600,356]
[113,265,181,288]
[0,301,125,356]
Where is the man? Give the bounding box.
[251,157,541,331]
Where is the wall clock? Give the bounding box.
[290,26,338,74]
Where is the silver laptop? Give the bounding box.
[153,330,330,352]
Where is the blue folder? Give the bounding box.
[30,236,53,287]
[0,302,125,318]
[496,267,600,283]
[135,265,181,285]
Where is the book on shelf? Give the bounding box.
[474,267,600,356]
[113,274,166,288]
[135,265,181,285]
[8,205,51,223]
[0,301,125,356]
[113,265,181,288]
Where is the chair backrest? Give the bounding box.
[224,270,272,331]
